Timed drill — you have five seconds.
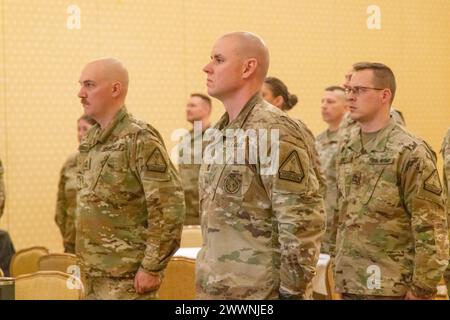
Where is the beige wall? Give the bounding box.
[0,0,449,252]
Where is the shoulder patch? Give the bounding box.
[424,169,442,196]
[146,147,167,173]
[278,151,304,183]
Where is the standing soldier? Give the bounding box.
[316,86,348,255]
[196,32,325,300]
[55,115,95,253]
[335,62,448,299]
[76,57,185,299]
[179,93,212,225]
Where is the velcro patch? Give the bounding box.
[146,148,167,173]
[424,169,442,196]
[278,151,304,183]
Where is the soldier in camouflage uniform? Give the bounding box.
[178,93,211,225]
[196,32,326,300]
[76,58,185,300]
[316,86,348,255]
[335,62,448,299]
[441,128,450,292]
[55,115,95,253]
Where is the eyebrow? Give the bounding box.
[211,54,225,60]
[79,80,96,85]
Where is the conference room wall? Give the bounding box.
[0,0,448,252]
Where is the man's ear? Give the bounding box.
[381,88,392,104]
[242,58,258,79]
[111,81,122,98]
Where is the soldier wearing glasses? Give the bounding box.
[334,62,448,300]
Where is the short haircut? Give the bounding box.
[352,62,396,103]
[190,93,212,107]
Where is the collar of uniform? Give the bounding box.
[348,118,397,154]
[319,129,339,145]
[96,107,128,144]
[216,93,261,130]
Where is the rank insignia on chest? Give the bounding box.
[278,151,304,183]
[83,158,91,171]
[224,173,241,194]
[146,147,167,173]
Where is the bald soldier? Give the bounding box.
[442,128,450,292]
[196,32,325,300]
[76,58,185,300]
[179,93,212,225]
[335,62,448,299]
[316,86,348,255]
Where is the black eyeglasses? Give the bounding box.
[345,86,384,96]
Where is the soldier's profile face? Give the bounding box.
[203,36,244,101]
[186,96,209,123]
[78,63,112,120]
[321,91,347,124]
[348,70,383,123]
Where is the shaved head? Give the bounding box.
[219,32,270,80]
[78,57,129,127]
[85,57,129,96]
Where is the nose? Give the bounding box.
[203,61,212,74]
[78,86,86,99]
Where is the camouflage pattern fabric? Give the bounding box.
[195,94,326,300]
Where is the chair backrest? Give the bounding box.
[325,258,341,300]
[312,254,329,299]
[38,253,78,274]
[15,270,84,300]
[180,226,202,248]
[10,246,50,277]
[158,257,196,300]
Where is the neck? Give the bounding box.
[328,122,340,132]
[359,112,390,133]
[95,104,123,129]
[190,120,211,131]
[221,85,261,122]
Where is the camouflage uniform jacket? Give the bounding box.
[76,107,185,278]
[335,118,449,297]
[441,128,450,290]
[316,130,340,254]
[196,94,326,300]
[55,152,78,251]
[179,126,210,225]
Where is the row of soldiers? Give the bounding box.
[1,31,448,300]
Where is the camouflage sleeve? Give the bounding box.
[400,145,449,298]
[133,131,185,274]
[0,159,5,219]
[263,139,326,299]
[54,162,68,235]
[441,131,450,292]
